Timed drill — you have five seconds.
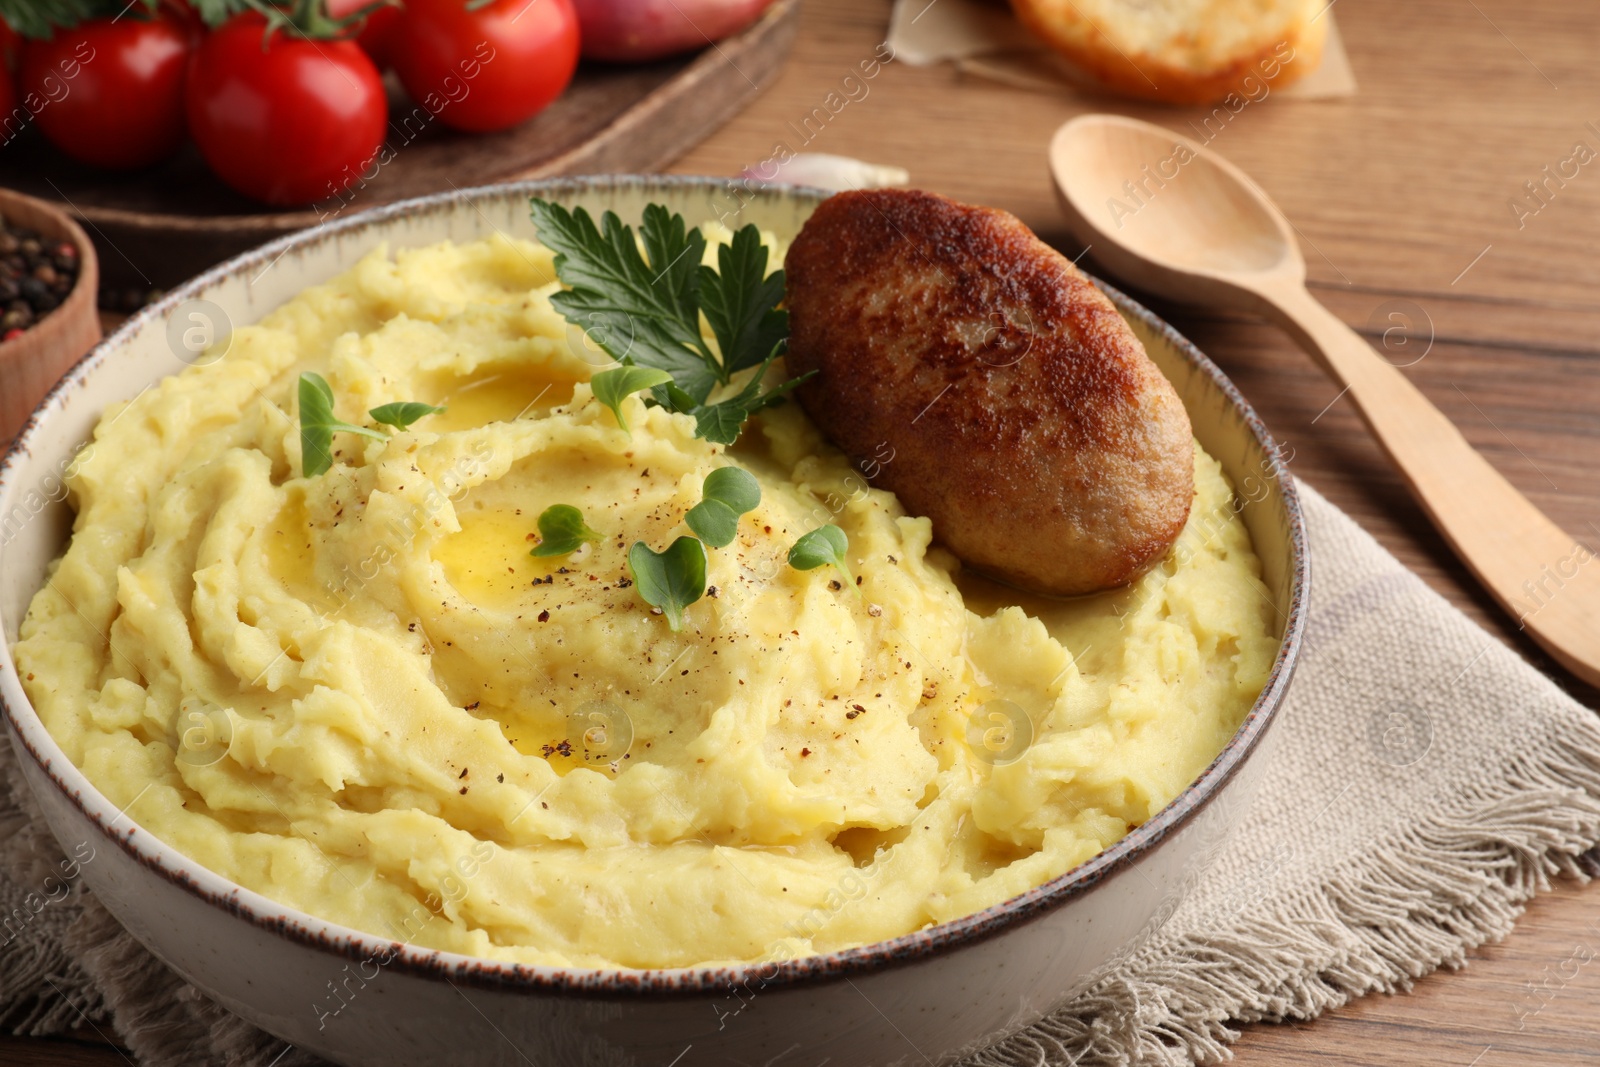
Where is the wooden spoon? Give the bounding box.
[1050,112,1600,687]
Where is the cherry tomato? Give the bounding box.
[185,13,387,206]
[328,0,403,67]
[18,13,189,169]
[390,0,579,133]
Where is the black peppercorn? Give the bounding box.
[0,219,82,343]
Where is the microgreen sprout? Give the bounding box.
[684,467,761,548]
[788,524,852,586]
[590,364,673,433]
[530,505,602,558]
[628,537,708,632]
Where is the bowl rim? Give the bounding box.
[0,174,1308,999]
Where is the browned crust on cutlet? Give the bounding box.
[784,189,1193,597]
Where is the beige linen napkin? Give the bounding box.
[3,481,1600,1065]
[887,0,1359,100]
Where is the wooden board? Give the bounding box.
[0,0,798,291]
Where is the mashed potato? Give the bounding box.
[15,228,1276,969]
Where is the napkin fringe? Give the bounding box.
[0,741,108,1038]
[62,904,319,1067]
[0,939,89,1036]
[0,741,245,1063]
[67,906,210,1061]
[969,715,1600,1065]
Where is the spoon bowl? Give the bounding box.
[1053,115,1303,294]
[1050,113,1600,689]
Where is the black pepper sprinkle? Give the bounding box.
[459,767,469,778]
[458,786,468,794]
[497,773,505,783]
[538,610,550,622]
[464,701,479,711]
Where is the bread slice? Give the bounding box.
[1009,0,1327,105]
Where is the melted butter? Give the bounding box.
[433,506,564,609]
[264,495,329,609]
[508,734,582,773]
[495,704,611,778]
[429,367,578,433]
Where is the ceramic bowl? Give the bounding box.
[0,187,100,443]
[0,176,1307,1067]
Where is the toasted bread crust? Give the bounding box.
[1010,0,1326,106]
[784,189,1194,597]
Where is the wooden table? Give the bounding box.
[9,0,1600,1061]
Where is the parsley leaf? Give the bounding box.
[685,467,761,548]
[369,401,445,430]
[639,204,704,328]
[690,356,812,446]
[529,199,719,401]
[788,525,852,584]
[651,380,702,414]
[529,198,813,443]
[628,537,708,631]
[591,364,673,433]
[698,224,788,376]
[530,505,602,558]
[298,373,386,478]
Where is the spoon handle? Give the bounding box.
[1263,284,1600,685]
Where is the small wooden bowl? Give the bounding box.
[0,188,100,444]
